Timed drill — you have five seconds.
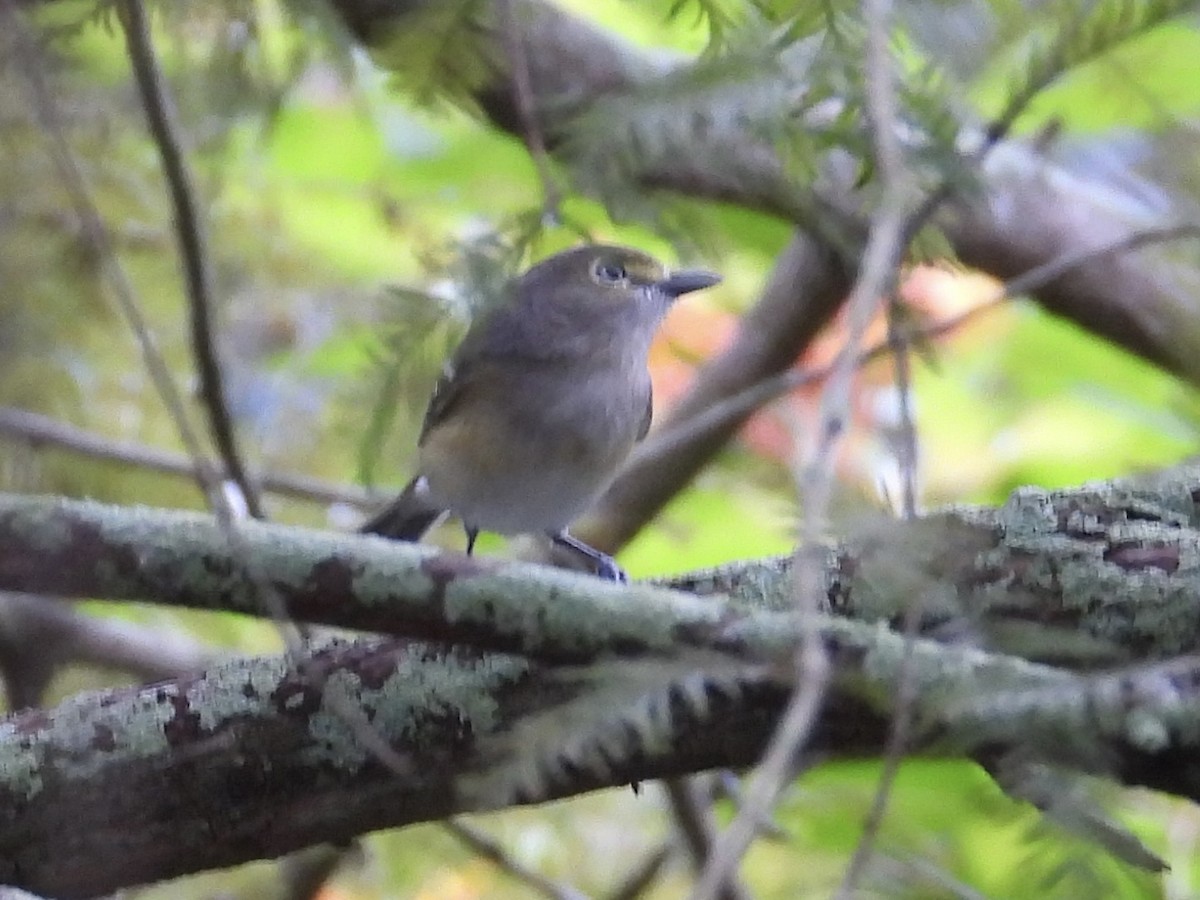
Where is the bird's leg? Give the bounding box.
[550,531,628,583]
[464,525,479,556]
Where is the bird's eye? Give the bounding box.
[593,260,627,284]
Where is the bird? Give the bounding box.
[360,244,721,580]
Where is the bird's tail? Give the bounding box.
[359,477,445,540]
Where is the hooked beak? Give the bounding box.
[656,269,721,298]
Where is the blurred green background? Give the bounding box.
[3,0,1200,897]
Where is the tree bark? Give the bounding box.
[328,0,1200,382]
[2,462,1200,895]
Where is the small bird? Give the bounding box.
[360,244,721,580]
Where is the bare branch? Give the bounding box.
[0,593,209,684]
[694,1,908,889]
[329,0,1200,384]
[0,406,374,508]
[115,0,264,519]
[663,778,751,900]
[605,843,672,900]
[444,819,588,900]
[0,593,209,709]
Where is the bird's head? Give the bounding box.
[512,245,721,354]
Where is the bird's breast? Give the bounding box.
[418,360,650,534]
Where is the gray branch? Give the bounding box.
[329,0,1200,382]
[2,463,1200,894]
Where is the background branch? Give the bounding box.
[331,0,1200,383]
[4,501,1200,897]
[0,407,374,508]
[443,819,587,900]
[581,233,851,553]
[2,0,227,514]
[4,450,1200,667]
[0,592,211,709]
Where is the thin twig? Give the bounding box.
[688,684,826,900]
[835,297,923,899]
[9,0,414,795]
[886,300,918,519]
[108,6,420,784]
[634,222,1200,479]
[443,819,587,900]
[711,771,788,842]
[497,0,561,219]
[0,406,375,508]
[692,1,906,893]
[605,843,672,900]
[2,1,225,516]
[834,592,922,897]
[828,11,1172,889]
[12,27,480,900]
[981,2,1094,153]
[664,778,750,900]
[838,183,927,893]
[0,0,244,721]
[116,0,264,519]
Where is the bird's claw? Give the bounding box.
[594,555,628,583]
[551,531,628,582]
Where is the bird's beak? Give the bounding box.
[656,269,721,298]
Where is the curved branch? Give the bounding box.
[580,233,852,552]
[1,595,1198,896]
[330,0,1200,385]
[0,407,375,508]
[2,455,1200,665]
[4,464,1200,893]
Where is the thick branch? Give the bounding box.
[4,462,1200,894]
[0,407,373,508]
[2,459,1200,665]
[0,604,1196,897]
[0,618,1048,897]
[330,0,1200,382]
[580,233,852,552]
[946,142,1200,379]
[0,494,737,664]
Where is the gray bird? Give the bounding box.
[360,244,721,580]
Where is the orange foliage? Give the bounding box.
[647,264,1007,468]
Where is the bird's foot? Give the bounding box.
[551,531,628,582]
[592,553,628,583]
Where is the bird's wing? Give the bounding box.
[416,299,504,446]
[418,359,468,446]
[417,288,527,447]
[636,383,653,442]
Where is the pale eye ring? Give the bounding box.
[593,260,628,284]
